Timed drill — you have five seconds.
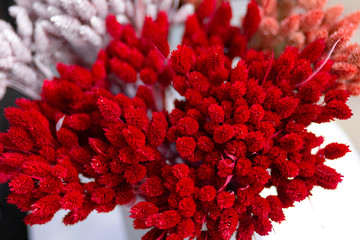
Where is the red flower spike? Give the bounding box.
[279,133,303,152]
[299,38,326,63]
[197,0,216,20]
[176,218,195,238]
[106,15,123,39]
[198,185,217,202]
[124,164,147,184]
[188,72,209,93]
[56,128,78,148]
[140,177,165,197]
[315,165,343,189]
[218,208,239,240]
[158,211,182,229]
[176,177,195,197]
[7,127,34,151]
[325,89,350,103]
[9,175,34,194]
[235,158,252,176]
[61,191,84,210]
[97,97,121,121]
[243,0,261,38]
[148,112,168,147]
[323,143,350,159]
[245,132,266,152]
[218,159,235,178]
[130,201,159,219]
[326,100,353,119]
[267,196,285,223]
[179,197,197,217]
[213,124,234,144]
[217,191,235,209]
[208,104,225,123]
[91,187,115,205]
[110,58,137,83]
[236,216,255,240]
[172,164,190,179]
[125,107,149,130]
[64,114,92,131]
[56,63,93,90]
[177,117,199,136]
[170,45,195,75]
[31,195,62,218]
[176,137,196,157]
[140,68,158,85]
[122,126,146,149]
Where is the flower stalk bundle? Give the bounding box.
[0,0,359,239]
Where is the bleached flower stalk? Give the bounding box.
[0,0,194,99]
[254,0,360,95]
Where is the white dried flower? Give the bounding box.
[0,0,194,100]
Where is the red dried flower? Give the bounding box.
[0,4,356,240]
[323,143,350,159]
[176,137,196,157]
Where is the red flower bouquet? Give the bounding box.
[1,0,360,239]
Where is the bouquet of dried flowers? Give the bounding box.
[1,0,359,239]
